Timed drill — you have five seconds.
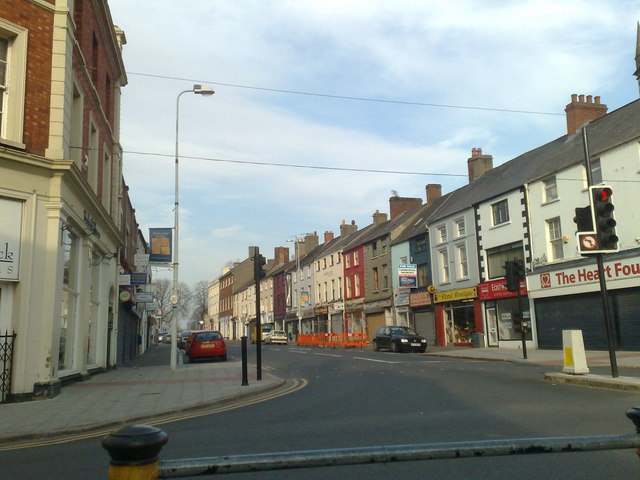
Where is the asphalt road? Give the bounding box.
[2,342,639,479]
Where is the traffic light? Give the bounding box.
[254,253,267,282]
[590,185,618,252]
[503,260,524,293]
[573,206,594,232]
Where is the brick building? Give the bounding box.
[0,0,132,400]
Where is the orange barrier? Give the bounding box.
[296,333,368,348]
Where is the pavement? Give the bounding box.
[1,342,640,445]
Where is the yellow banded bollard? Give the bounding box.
[102,424,168,480]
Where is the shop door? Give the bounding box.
[366,312,385,342]
[486,306,499,346]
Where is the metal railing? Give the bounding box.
[0,331,16,403]
[102,407,640,478]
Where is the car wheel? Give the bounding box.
[391,342,399,353]
[373,340,379,351]
[419,346,427,353]
[220,354,227,361]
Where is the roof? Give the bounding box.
[428,97,640,222]
[392,194,451,245]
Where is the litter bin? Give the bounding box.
[471,332,485,348]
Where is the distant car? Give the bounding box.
[162,333,172,344]
[185,330,227,363]
[178,331,191,349]
[158,332,169,343]
[265,330,288,344]
[372,326,427,353]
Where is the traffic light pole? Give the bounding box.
[516,285,527,360]
[582,128,618,378]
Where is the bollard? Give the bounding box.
[102,424,168,480]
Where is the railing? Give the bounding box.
[296,333,368,348]
[102,407,640,479]
[0,331,16,403]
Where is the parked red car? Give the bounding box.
[185,330,227,363]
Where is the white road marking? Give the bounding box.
[314,353,343,358]
[353,356,404,364]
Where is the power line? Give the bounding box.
[122,149,640,183]
[126,71,564,117]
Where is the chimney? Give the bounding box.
[389,196,422,220]
[467,148,493,183]
[324,231,335,243]
[340,219,358,237]
[300,232,319,256]
[372,210,388,225]
[565,93,607,136]
[426,184,442,205]
[274,246,289,265]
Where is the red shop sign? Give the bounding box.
[478,279,527,301]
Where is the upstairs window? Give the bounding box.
[437,226,447,243]
[543,176,558,203]
[491,199,510,226]
[0,20,28,146]
[455,219,466,237]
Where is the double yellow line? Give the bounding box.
[0,378,308,451]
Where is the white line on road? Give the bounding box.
[353,356,404,364]
[314,353,343,358]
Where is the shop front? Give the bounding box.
[344,299,365,334]
[409,290,436,346]
[433,287,480,346]
[364,299,391,342]
[478,279,532,348]
[329,302,344,334]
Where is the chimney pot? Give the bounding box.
[571,93,578,102]
[586,95,593,103]
[565,94,607,136]
[579,94,585,102]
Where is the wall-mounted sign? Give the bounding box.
[398,264,418,288]
[149,228,172,264]
[134,253,149,266]
[130,272,148,285]
[119,289,132,302]
[433,287,477,304]
[0,198,22,281]
[136,291,154,303]
[478,279,527,301]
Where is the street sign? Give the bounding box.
[170,295,178,304]
[136,291,154,303]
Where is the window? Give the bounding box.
[591,159,603,185]
[323,258,327,269]
[437,226,447,243]
[316,261,320,272]
[0,20,27,146]
[543,176,558,203]
[102,150,111,211]
[381,239,387,254]
[455,219,466,237]
[345,253,351,268]
[346,278,352,299]
[354,274,361,297]
[547,217,563,260]
[60,228,79,372]
[456,244,468,278]
[372,241,378,257]
[354,251,359,266]
[439,249,450,283]
[415,237,427,252]
[491,199,510,226]
[338,276,342,298]
[486,242,524,279]
[382,265,389,289]
[417,264,429,287]
[373,267,379,290]
[330,255,334,266]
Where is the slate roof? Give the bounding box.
[428,97,640,222]
[392,194,452,245]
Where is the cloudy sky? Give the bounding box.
[107,0,640,287]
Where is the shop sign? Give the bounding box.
[528,257,640,296]
[395,287,411,306]
[136,291,154,303]
[315,306,328,315]
[433,286,477,303]
[409,290,432,307]
[478,279,527,300]
[0,198,22,281]
[119,289,132,302]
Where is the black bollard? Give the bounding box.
[241,335,249,386]
[102,424,168,479]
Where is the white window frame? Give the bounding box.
[456,243,468,279]
[455,219,465,237]
[543,176,558,203]
[547,217,564,261]
[439,249,450,284]
[437,225,447,243]
[0,19,27,147]
[491,199,510,226]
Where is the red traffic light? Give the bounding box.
[594,187,612,202]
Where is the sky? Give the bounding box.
[107,0,640,288]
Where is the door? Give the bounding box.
[486,306,499,346]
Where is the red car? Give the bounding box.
[185,330,227,363]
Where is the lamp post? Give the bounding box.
[171,84,214,371]
[286,237,304,336]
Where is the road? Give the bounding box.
[1,342,639,479]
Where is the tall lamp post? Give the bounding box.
[171,84,214,371]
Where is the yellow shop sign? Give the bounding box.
[433,287,477,303]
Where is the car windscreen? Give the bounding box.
[195,332,222,342]
[390,327,418,336]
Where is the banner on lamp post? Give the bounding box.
[149,228,172,264]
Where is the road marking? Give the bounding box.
[353,356,404,364]
[0,378,308,451]
[314,353,342,358]
[289,349,308,354]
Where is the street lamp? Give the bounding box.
[171,84,214,371]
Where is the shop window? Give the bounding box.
[486,242,524,279]
[60,228,79,372]
[543,176,558,203]
[496,297,532,341]
[491,199,510,226]
[0,20,27,146]
[547,217,563,260]
[444,303,475,344]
